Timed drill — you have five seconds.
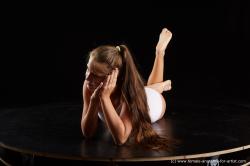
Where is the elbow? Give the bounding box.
[114,124,130,146]
[115,140,126,146]
[81,122,94,139]
[115,136,128,146]
[82,127,95,139]
[82,130,93,139]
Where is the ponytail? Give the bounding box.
[118,45,175,150]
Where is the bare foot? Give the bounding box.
[156,28,172,56]
[163,80,172,91]
[146,80,172,93]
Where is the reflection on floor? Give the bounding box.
[1,147,250,166]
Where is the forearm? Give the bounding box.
[81,100,99,138]
[100,97,126,144]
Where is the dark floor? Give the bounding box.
[1,147,250,166]
[1,100,250,166]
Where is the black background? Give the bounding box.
[1,1,249,108]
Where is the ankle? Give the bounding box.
[155,51,165,57]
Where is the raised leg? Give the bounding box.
[147,28,172,85]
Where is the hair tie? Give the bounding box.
[116,46,121,52]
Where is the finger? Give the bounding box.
[93,82,103,96]
[112,69,118,86]
[110,70,116,86]
[104,75,110,85]
[104,75,111,88]
[113,68,119,85]
[116,68,119,77]
[95,82,103,92]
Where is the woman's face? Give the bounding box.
[85,57,109,92]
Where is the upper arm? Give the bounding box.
[119,102,133,140]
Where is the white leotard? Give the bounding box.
[145,87,163,123]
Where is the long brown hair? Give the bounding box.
[89,44,173,150]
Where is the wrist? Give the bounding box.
[100,94,110,101]
[155,50,165,57]
[155,49,165,56]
